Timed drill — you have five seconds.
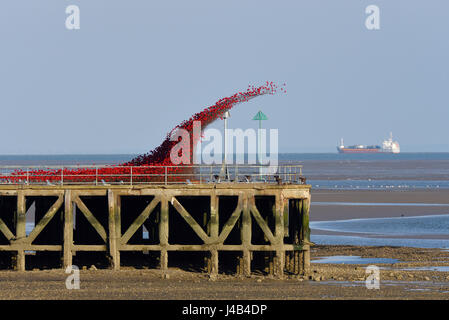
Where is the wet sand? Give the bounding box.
[311,189,449,221]
[312,189,449,204]
[1,246,449,300]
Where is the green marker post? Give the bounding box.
[252,111,268,165]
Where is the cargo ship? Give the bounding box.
[337,133,400,154]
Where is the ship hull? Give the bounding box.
[337,133,400,154]
[337,148,381,154]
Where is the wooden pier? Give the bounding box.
[0,183,311,276]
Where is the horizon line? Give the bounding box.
[1,151,449,156]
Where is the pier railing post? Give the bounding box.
[63,190,73,269]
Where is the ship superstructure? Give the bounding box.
[381,132,400,153]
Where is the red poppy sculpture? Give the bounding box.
[7,82,283,184]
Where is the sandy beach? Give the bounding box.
[0,245,449,300]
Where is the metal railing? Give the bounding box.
[0,164,305,186]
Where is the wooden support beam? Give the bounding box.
[159,196,168,270]
[268,252,274,275]
[115,194,121,251]
[63,190,73,269]
[209,193,219,275]
[27,195,63,243]
[274,195,284,278]
[283,198,289,237]
[285,252,292,273]
[209,250,218,275]
[117,244,301,251]
[217,197,242,243]
[121,196,160,245]
[301,197,311,274]
[15,191,26,271]
[249,200,275,244]
[74,195,107,242]
[294,199,303,275]
[210,193,219,240]
[0,218,14,241]
[294,250,300,275]
[0,190,18,196]
[108,190,120,270]
[275,195,284,243]
[301,198,310,244]
[241,194,251,276]
[170,197,210,244]
[0,245,62,251]
[73,245,107,251]
[274,251,284,277]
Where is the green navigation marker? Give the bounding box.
[252,111,268,164]
[252,111,268,121]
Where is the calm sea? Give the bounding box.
[2,152,449,189]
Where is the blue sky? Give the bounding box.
[0,0,448,154]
